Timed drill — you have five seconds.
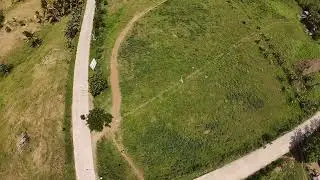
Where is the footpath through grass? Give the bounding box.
[93,0,164,178]
[0,19,75,179]
[117,0,320,179]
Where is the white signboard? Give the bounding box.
[90,58,97,70]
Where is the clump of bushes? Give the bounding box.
[89,71,108,97]
[39,0,84,45]
[0,10,4,28]
[65,4,83,41]
[41,0,83,24]
[85,108,112,132]
[0,63,13,77]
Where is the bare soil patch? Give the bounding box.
[296,59,320,75]
[0,0,41,59]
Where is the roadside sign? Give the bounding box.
[90,58,97,70]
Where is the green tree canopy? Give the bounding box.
[86,108,113,132]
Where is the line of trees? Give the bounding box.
[89,0,109,97]
[41,0,82,23]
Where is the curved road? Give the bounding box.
[196,112,320,180]
[71,0,96,179]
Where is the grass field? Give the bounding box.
[114,0,320,179]
[0,19,75,179]
[97,138,136,180]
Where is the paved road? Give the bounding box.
[71,0,96,179]
[196,112,320,180]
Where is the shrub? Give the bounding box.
[0,64,13,76]
[86,108,113,131]
[89,72,108,97]
[65,4,82,40]
[302,130,320,163]
[0,10,4,28]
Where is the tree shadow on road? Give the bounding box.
[289,117,320,163]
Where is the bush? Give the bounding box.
[0,64,13,76]
[89,72,108,97]
[86,108,113,132]
[65,4,82,40]
[0,10,4,28]
[302,130,320,163]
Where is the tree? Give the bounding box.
[302,130,320,163]
[86,108,113,132]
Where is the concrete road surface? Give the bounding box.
[72,0,96,179]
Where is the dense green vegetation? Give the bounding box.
[117,0,320,178]
[248,157,308,180]
[86,108,112,131]
[89,71,108,96]
[89,0,109,97]
[97,139,136,180]
[302,130,320,163]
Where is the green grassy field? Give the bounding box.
[0,19,75,179]
[114,0,320,179]
[97,138,136,180]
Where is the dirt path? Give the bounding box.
[98,1,168,180]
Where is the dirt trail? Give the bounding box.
[98,1,168,179]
